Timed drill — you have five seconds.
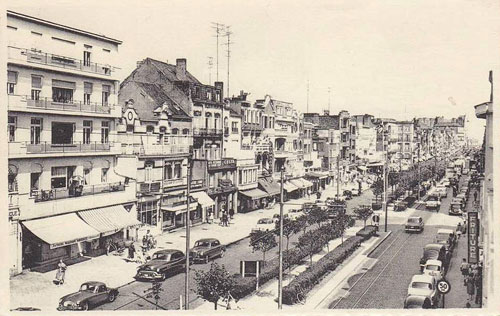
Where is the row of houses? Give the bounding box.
[6,11,468,275]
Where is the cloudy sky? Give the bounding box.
[7,0,499,140]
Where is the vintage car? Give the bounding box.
[405,216,424,233]
[134,249,186,281]
[403,295,432,309]
[407,274,439,308]
[288,209,304,220]
[441,178,450,187]
[57,282,118,311]
[189,238,226,264]
[449,199,464,216]
[423,259,444,281]
[455,194,467,208]
[252,218,275,232]
[435,185,448,198]
[419,244,449,272]
[434,228,457,253]
[425,195,441,210]
[371,198,382,211]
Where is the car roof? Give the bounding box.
[424,243,445,250]
[425,259,442,266]
[408,216,422,220]
[437,229,454,234]
[82,281,105,286]
[154,249,181,255]
[411,274,434,282]
[405,295,427,303]
[196,238,218,242]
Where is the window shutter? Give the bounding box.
[52,79,76,89]
[84,82,93,94]
[7,71,18,84]
[31,76,42,89]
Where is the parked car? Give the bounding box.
[272,213,289,222]
[288,209,304,220]
[252,218,275,232]
[371,198,382,210]
[135,249,186,281]
[426,195,441,210]
[407,274,439,308]
[448,199,463,216]
[423,259,444,281]
[455,194,467,208]
[343,190,353,200]
[57,282,118,311]
[405,216,424,233]
[189,238,226,264]
[403,295,432,309]
[441,179,450,187]
[435,185,447,198]
[419,244,449,272]
[434,229,457,253]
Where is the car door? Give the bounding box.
[95,285,109,305]
[211,240,221,257]
[170,251,185,271]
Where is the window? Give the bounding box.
[8,116,16,142]
[30,173,41,195]
[51,167,67,189]
[83,168,90,185]
[84,82,92,105]
[52,80,75,103]
[102,85,110,105]
[51,121,74,144]
[31,75,42,100]
[182,128,189,135]
[8,172,18,192]
[165,163,173,179]
[101,121,109,143]
[83,120,92,144]
[7,71,17,94]
[101,168,109,183]
[174,163,181,179]
[145,162,153,182]
[83,51,91,66]
[30,118,43,145]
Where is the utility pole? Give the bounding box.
[184,146,193,310]
[223,26,233,98]
[211,22,225,82]
[278,167,284,309]
[379,124,388,232]
[207,57,213,85]
[336,155,340,198]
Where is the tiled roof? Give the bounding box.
[147,58,202,85]
[133,82,190,120]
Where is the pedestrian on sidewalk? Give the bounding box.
[128,243,135,261]
[460,258,469,283]
[222,211,229,227]
[474,190,478,202]
[456,223,462,239]
[229,208,235,220]
[208,211,214,224]
[54,259,67,285]
[466,275,475,301]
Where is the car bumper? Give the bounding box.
[134,271,163,281]
[57,304,84,311]
[405,227,422,232]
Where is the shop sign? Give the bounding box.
[468,211,479,264]
[9,209,20,221]
[50,235,99,249]
[208,158,236,170]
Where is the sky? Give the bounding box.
[6,0,499,141]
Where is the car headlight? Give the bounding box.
[156,268,161,272]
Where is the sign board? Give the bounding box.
[240,260,264,277]
[437,280,451,294]
[372,214,380,223]
[468,211,479,264]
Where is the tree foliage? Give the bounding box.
[274,217,300,251]
[250,230,277,262]
[354,205,373,227]
[298,230,325,264]
[194,262,235,310]
[307,206,329,229]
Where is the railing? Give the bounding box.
[33,182,125,203]
[9,95,113,114]
[26,142,111,154]
[138,181,162,194]
[122,144,190,156]
[8,46,117,76]
[241,144,272,152]
[163,177,187,187]
[242,123,263,131]
[193,128,223,137]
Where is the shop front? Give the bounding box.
[160,194,198,231]
[283,181,300,200]
[290,178,313,198]
[258,177,281,206]
[207,184,237,218]
[238,188,268,213]
[191,191,215,223]
[305,172,328,192]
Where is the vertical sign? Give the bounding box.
[468,211,479,264]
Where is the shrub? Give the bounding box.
[282,236,363,305]
[355,225,378,241]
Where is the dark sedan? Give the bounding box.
[404,295,432,309]
[189,238,226,264]
[57,282,118,311]
[135,249,186,281]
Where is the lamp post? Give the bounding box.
[278,167,284,309]
[378,123,388,232]
[184,146,193,310]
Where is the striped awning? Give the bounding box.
[191,191,215,208]
[23,213,100,249]
[78,205,142,235]
[239,188,268,200]
[283,182,299,193]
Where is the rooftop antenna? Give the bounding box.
[211,22,225,82]
[207,57,213,85]
[223,25,234,98]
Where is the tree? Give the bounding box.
[274,217,299,252]
[194,262,234,310]
[249,230,277,262]
[372,178,384,202]
[354,205,373,228]
[319,223,340,252]
[296,214,309,235]
[298,230,324,264]
[307,206,328,229]
[143,281,164,310]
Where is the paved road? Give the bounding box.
[330,177,466,309]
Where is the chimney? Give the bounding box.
[214,81,224,101]
[136,60,145,68]
[176,58,187,80]
[323,110,330,116]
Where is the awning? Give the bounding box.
[306,172,328,179]
[191,191,215,208]
[300,178,314,187]
[22,213,100,249]
[258,178,280,196]
[358,166,367,171]
[239,188,268,200]
[283,182,299,192]
[78,205,142,236]
[161,202,198,213]
[290,178,312,189]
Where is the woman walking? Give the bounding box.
[466,275,475,301]
[54,259,67,285]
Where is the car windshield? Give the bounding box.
[258,219,272,224]
[195,241,211,247]
[80,284,98,292]
[426,265,440,271]
[437,233,452,240]
[408,218,420,223]
[152,253,170,261]
[424,250,439,259]
[412,282,432,289]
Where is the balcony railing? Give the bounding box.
[241,143,272,152]
[25,142,111,154]
[163,177,187,188]
[193,128,223,137]
[8,46,117,76]
[33,182,125,203]
[121,144,190,156]
[8,95,114,114]
[242,123,263,131]
[138,181,162,194]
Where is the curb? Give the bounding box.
[363,230,392,256]
[226,235,249,247]
[117,279,136,289]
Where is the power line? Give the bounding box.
[210,22,225,82]
[223,26,234,98]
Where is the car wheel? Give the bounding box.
[108,292,116,302]
[81,302,89,311]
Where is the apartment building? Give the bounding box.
[351,114,378,163]
[7,11,139,275]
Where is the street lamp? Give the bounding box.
[184,146,193,310]
[278,167,285,309]
[377,123,389,232]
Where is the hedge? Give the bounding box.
[231,216,355,300]
[355,225,378,240]
[282,235,364,305]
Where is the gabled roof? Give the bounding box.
[147,58,201,85]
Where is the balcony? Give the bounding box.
[190,179,206,190]
[138,181,162,194]
[8,46,118,77]
[207,179,237,195]
[241,144,272,152]
[242,123,263,132]
[8,95,116,115]
[207,158,237,171]
[121,143,190,156]
[163,177,187,188]
[32,182,125,203]
[274,149,291,159]
[193,128,223,137]
[24,142,112,154]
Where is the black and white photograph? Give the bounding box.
[2,0,498,313]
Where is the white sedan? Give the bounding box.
[407,274,439,308]
[423,259,444,281]
[251,218,275,233]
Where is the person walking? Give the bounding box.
[128,243,135,261]
[466,275,475,301]
[208,211,214,224]
[222,211,228,227]
[54,259,67,285]
[473,190,478,202]
[229,208,234,220]
[460,258,469,284]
